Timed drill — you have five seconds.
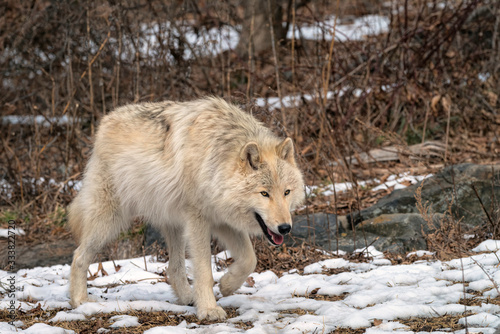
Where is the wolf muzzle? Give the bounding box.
[255,213,291,245]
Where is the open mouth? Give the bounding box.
[254,212,284,245]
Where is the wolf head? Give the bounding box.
[238,137,305,245]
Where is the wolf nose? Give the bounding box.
[278,224,291,235]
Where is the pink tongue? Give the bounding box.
[268,228,284,245]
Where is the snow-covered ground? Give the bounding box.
[305,173,432,198]
[1,240,500,333]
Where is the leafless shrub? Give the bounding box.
[415,179,484,259]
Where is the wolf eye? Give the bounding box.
[260,191,269,197]
[284,189,290,196]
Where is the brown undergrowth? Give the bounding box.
[415,176,499,260]
[399,313,469,332]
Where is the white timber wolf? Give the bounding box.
[68,97,305,320]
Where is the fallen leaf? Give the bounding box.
[486,91,498,106]
[431,95,441,114]
[97,262,108,276]
[277,252,291,261]
[445,50,455,58]
[400,180,412,187]
[441,95,451,114]
[27,303,42,314]
[246,276,255,287]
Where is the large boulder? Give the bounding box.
[288,163,499,252]
[352,163,499,228]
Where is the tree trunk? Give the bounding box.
[236,0,288,58]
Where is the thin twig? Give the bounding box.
[267,0,285,129]
[444,96,451,163]
[471,184,495,232]
[246,1,256,101]
[62,22,111,116]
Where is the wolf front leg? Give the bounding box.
[160,224,195,305]
[214,225,257,296]
[185,215,227,321]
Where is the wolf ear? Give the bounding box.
[240,142,261,170]
[277,137,296,165]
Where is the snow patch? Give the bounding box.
[371,173,432,191]
[459,312,500,328]
[1,115,75,127]
[50,311,86,322]
[23,323,76,334]
[478,72,491,83]
[407,250,435,258]
[0,228,25,238]
[109,315,140,328]
[472,240,500,252]
[288,14,389,41]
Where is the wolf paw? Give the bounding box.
[220,273,243,296]
[197,305,227,321]
[176,288,195,306]
[69,295,94,308]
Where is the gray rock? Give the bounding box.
[355,163,500,228]
[285,213,342,249]
[353,213,443,253]
[145,224,166,249]
[0,239,76,270]
[289,163,500,252]
[286,212,441,253]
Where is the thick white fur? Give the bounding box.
[68,97,305,320]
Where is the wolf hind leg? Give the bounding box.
[160,224,194,305]
[69,193,129,308]
[214,225,257,297]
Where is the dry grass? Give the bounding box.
[252,239,339,275]
[292,289,348,302]
[331,329,366,334]
[399,313,469,332]
[414,179,472,260]
[0,307,251,333]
